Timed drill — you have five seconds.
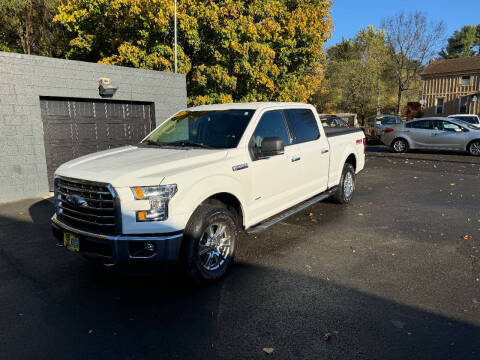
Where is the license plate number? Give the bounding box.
[63,233,80,252]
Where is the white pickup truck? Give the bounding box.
[51,102,365,282]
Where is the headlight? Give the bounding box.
[131,184,177,222]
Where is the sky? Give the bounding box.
[327,0,480,47]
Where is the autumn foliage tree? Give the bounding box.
[54,0,332,105]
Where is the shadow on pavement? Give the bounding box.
[0,199,478,359]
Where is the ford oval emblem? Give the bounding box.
[65,194,88,208]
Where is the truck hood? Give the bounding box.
[55,145,228,187]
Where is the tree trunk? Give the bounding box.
[396,82,402,116]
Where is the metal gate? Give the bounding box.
[40,97,155,190]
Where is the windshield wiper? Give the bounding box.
[141,139,163,146]
[158,141,213,149]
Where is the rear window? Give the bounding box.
[376,115,402,125]
[284,109,320,144]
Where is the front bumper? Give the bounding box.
[51,214,183,263]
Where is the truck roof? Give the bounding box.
[187,102,312,112]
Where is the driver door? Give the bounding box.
[429,120,466,150]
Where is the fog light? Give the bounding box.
[144,242,155,252]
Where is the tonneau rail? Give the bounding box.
[324,127,364,137]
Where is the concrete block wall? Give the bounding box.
[0,51,187,203]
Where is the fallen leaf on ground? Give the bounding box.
[311,218,318,223]
[309,212,314,217]
[263,348,274,355]
[323,333,331,341]
[391,320,405,329]
[463,235,472,240]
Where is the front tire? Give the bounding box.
[468,140,480,156]
[181,203,238,283]
[391,138,408,153]
[333,163,356,204]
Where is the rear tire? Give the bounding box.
[468,140,480,156]
[180,203,238,284]
[333,163,356,204]
[391,138,408,153]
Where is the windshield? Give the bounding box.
[455,120,479,130]
[450,116,479,124]
[375,115,402,125]
[142,109,255,149]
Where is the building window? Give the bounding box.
[435,98,444,114]
[459,96,468,113]
[460,75,470,86]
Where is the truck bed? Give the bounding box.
[324,127,364,137]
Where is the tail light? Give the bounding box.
[384,128,394,133]
[356,138,367,154]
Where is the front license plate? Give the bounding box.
[63,233,80,252]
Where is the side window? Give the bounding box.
[406,120,432,129]
[431,120,443,130]
[252,110,291,149]
[441,121,462,132]
[284,109,320,144]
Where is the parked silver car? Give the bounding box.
[364,114,402,141]
[380,117,480,156]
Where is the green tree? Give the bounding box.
[313,26,391,121]
[0,0,65,56]
[55,0,333,105]
[440,25,480,58]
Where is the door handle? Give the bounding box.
[291,156,301,162]
[321,149,329,154]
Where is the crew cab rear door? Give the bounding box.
[284,108,329,197]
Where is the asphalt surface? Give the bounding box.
[1,145,479,359]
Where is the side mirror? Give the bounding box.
[260,137,284,157]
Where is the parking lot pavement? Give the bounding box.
[1,147,479,360]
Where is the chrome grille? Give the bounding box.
[55,177,117,234]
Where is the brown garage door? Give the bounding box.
[40,97,155,190]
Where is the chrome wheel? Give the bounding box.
[469,141,480,156]
[198,223,232,271]
[393,139,406,152]
[344,171,354,198]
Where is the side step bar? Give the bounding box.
[246,187,338,235]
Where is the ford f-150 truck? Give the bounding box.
[51,102,365,282]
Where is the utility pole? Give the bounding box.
[174,0,177,73]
